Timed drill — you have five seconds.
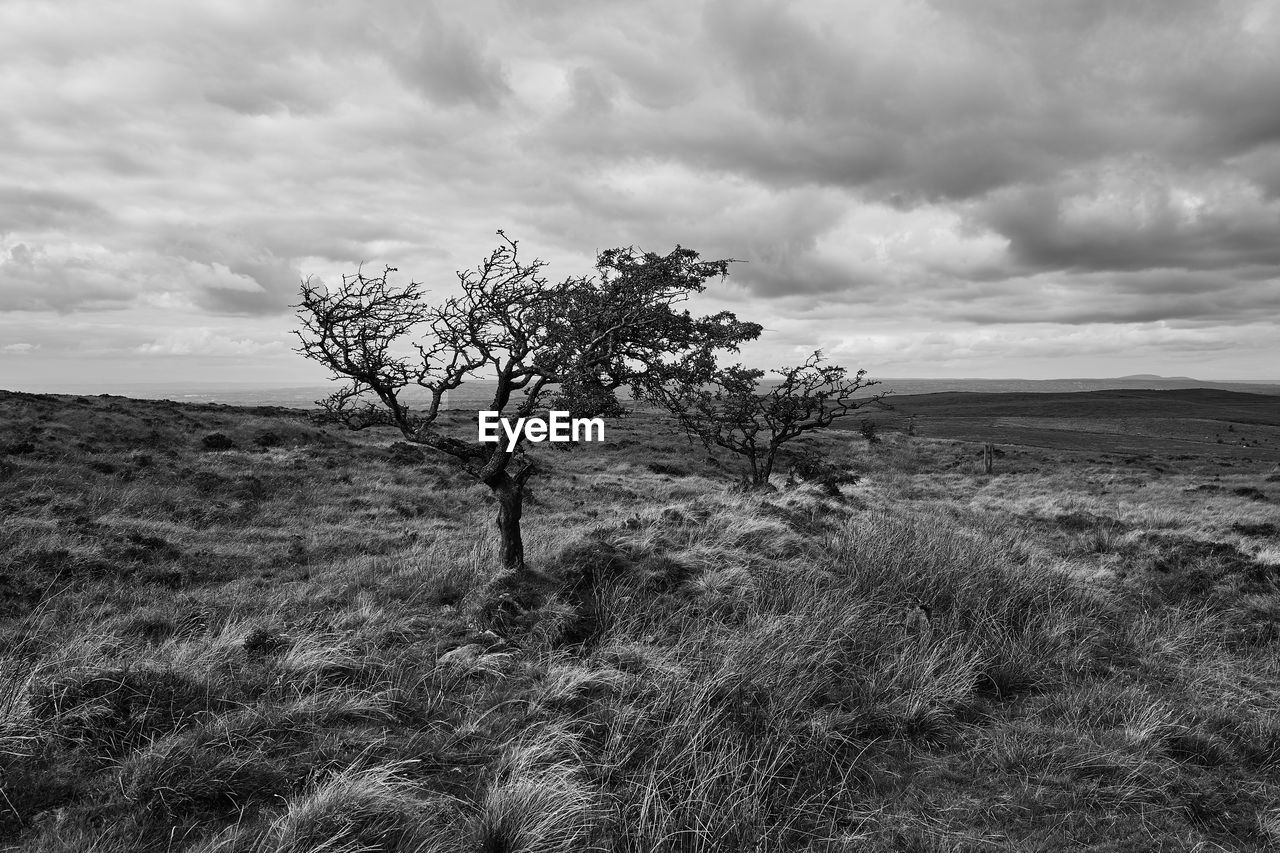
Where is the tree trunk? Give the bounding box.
[750,448,777,488]
[759,447,777,485]
[489,473,526,574]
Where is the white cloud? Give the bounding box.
[134,329,283,357]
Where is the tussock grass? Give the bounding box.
[3,392,1280,850]
[267,761,453,853]
[0,657,39,762]
[468,724,601,853]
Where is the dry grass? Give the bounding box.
[1,390,1278,851]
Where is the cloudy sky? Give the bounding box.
[2,0,1279,391]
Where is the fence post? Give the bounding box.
[983,443,994,474]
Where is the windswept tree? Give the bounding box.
[295,232,760,574]
[653,351,889,488]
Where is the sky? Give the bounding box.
[2,0,1279,391]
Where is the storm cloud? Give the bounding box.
[1,0,1278,386]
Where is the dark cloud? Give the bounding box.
[202,67,329,117]
[0,187,111,236]
[378,5,511,109]
[1174,73,1280,160]
[154,230,303,317]
[973,169,1280,275]
[0,243,130,312]
[567,67,615,116]
[951,269,1280,326]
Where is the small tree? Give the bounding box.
[858,418,882,445]
[294,232,759,575]
[653,351,889,489]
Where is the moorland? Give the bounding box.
[0,387,1278,852]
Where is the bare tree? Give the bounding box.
[652,351,889,489]
[294,232,759,574]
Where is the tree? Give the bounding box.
[294,232,760,575]
[652,351,889,489]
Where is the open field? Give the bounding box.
[853,389,1280,463]
[1,389,1279,851]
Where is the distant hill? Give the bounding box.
[844,388,1280,459]
[865,377,1280,398]
[864,388,1280,422]
[8,375,1280,409]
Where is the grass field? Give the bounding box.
[1,388,1278,851]
[854,389,1280,462]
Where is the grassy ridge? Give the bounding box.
[1,390,1279,851]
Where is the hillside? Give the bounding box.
[1,390,1279,851]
